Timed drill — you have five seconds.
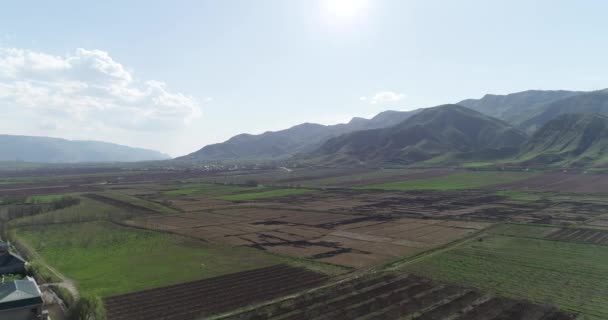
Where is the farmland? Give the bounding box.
[219,188,316,201]
[395,224,608,319]
[359,171,534,191]
[2,166,608,319]
[105,264,328,320]
[216,272,575,320]
[13,221,290,297]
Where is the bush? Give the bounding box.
[26,260,61,284]
[50,284,75,308]
[49,196,81,211]
[69,294,106,320]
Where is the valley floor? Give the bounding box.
[1,166,607,319]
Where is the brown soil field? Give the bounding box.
[215,272,575,320]
[489,172,608,194]
[258,189,608,225]
[104,264,328,320]
[127,209,489,268]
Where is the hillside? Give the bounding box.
[307,105,528,165]
[178,110,416,161]
[458,90,582,127]
[517,89,608,133]
[0,135,170,163]
[516,113,608,167]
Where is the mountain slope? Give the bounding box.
[516,113,608,167]
[517,89,608,133]
[0,135,170,163]
[308,105,528,165]
[179,110,416,161]
[458,90,582,127]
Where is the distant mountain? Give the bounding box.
[516,113,608,167]
[178,110,417,161]
[0,135,170,163]
[458,90,582,128]
[306,105,528,165]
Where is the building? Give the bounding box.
[0,277,47,320]
[0,242,26,275]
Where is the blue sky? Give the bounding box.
[1,0,607,156]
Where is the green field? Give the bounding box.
[98,192,178,214]
[395,224,608,319]
[162,183,260,197]
[14,221,287,297]
[10,197,129,227]
[220,188,316,201]
[360,171,534,191]
[26,194,69,204]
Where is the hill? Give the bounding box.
[516,113,608,167]
[458,90,582,127]
[306,105,528,165]
[0,135,170,163]
[178,110,416,161]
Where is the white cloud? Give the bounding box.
[360,91,405,105]
[0,47,204,131]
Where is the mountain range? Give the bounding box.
[5,88,608,167]
[0,135,170,163]
[307,105,527,165]
[179,88,608,168]
[177,110,416,161]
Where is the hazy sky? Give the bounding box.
[1,0,607,156]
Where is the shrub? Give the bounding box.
[69,294,106,320]
[50,284,76,308]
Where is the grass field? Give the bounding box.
[495,190,545,202]
[220,188,316,201]
[9,197,129,227]
[26,194,69,204]
[162,183,260,197]
[14,221,288,297]
[395,224,608,319]
[98,192,178,214]
[360,171,534,191]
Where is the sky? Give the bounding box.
[1,0,607,157]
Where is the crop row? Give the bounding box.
[105,264,327,320]
[219,272,576,320]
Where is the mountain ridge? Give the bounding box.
[178,109,418,161]
[304,104,528,165]
[516,113,608,167]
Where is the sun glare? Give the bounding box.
[323,0,369,23]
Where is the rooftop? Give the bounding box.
[0,277,43,311]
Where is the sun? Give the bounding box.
[323,0,370,22]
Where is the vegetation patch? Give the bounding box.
[26,194,69,204]
[9,197,125,227]
[396,224,608,319]
[495,191,544,202]
[14,221,286,297]
[359,171,533,191]
[220,188,317,201]
[98,192,177,214]
[162,183,259,197]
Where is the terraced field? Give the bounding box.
[216,272,575,320]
